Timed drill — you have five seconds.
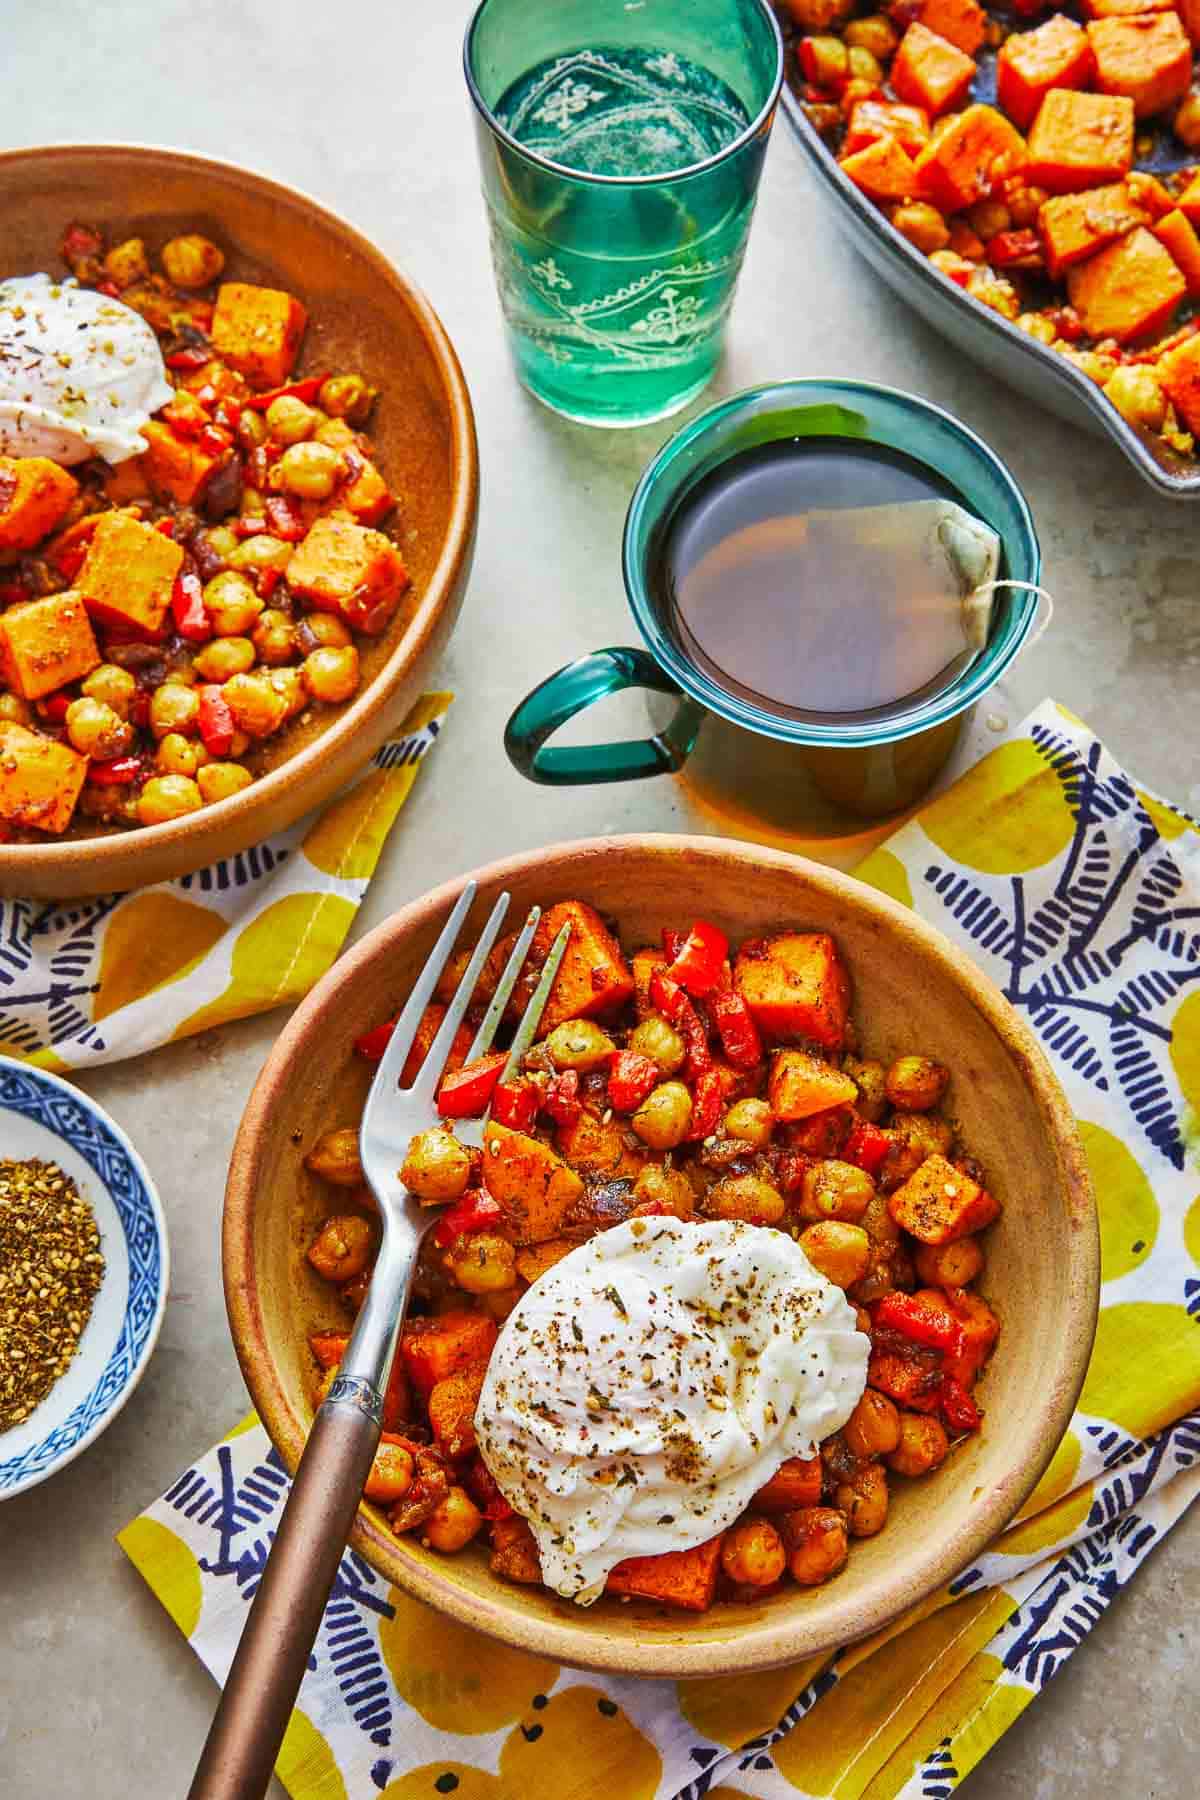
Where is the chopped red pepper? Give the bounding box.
[263,494,307,541]
[165,345,214,372]
[709,987,762,1069]
[154,517,177,538]
[214,397,242,430]
[686,1066,724,1142]
[197,684,236,757]
[354,1017,397,1061]
[986,229,1041,270]
[38,692,74,723]
[61,222,104,263]
[665,918,729,996]
[941,1376,982,1433]
[661,927,685,960]
[872,1292,966,1360]
[244,372,329,411]
[843,1118,889,1176]
[542,1068,581,1129]
[607,1049,662,1114]
[436,1051,508,1119]
[649,969,713,1077]
[432,1191,504,1248]
[171,569,212,642]
[257,566,282,600]
[0,581,31,607]
[87,755,144,787]
[95,279,122,299]
[198,425,230,458]
[491,1079,538,1131]
[464,1454,513,1520]
[242,448,272,492]
[192,383,219,410]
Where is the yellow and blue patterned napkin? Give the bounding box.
[120,699,1200,1800]
[0,693,452,1071]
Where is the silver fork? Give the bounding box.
[189,880,572,1800]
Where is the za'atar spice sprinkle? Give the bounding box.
[0,1157,104,1430]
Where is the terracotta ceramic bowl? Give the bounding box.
[224,836,1098,1677]
[0,144,478,897]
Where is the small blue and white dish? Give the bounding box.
[0,1057,167,1499]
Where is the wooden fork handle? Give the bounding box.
[187,1395,381,1800]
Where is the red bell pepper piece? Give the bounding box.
[432,1191,504,1248]
[709,987,762,1069]
[354,1016,397,1061]
[263,495,307,542]
[257,566,282,600]
[491,1080,538,1131]
[606,1049,662,1114]
[242,448,272,493]
[61,222,103,263]
[87,755,145,786]
[986,229,1041,270]
[843,1119,889,1176]
[542,1068,581,1129]
[214,397,242,430]
[95,279,121,299]
[243,373,329,411]
[686,1066,724,1142]
[198,425,230,458]
[38,692,74,723]
[171,569,212,642]
[649,969,713,1077]
[464,1454,513,1521]
[154,517,177,538]
[436,1051,508,1119]
[165,345,213,372]
[665,919,729,996]
[0,581,31,606]
[661,927,685,960]
[197,685,236,757]
[872,1292,966,1361]
[941,1376,982,1433]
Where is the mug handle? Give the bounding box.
[505,647,706,785]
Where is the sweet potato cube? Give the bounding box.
[914,104,1028,214]
[1087,12,1192,117]
[483,1121,585,1244]
[490,1516,542,1585]
[888,1152,1001,1243]
[102,458,150,505]
[309,1331,350,1369]
[0,591,100,700]
[1066,225,1186,341]
[840,135,920,201]
[0,722,88,835]
[606,1536,724,1612]
[891,23,977,118]
[768,1049,858,1121]
[286,514,410,635]
[1159,331,1200,429]
[518,899,636,1035]
[140,419,225,506]
[631,945,668,1019]
[339,453,395,526]
[1176,170,1200,223]
[210,281,308,390]
[554,1110,646,1181]
[0,456,79,552]
[428,1367,487,1458]
[309,1331,409,1428]
[1153,208,1200,294]
[997,16,1096,131]
[400,1311,498,1397]
[514,1237,575,1284]
[1037,182,1147,277]
[1126,169,1177,219]
[866,1348,944,1411]
[75,509,184,635]
[915,0,986,55]
[1026,88,1135,192]
[752,1454,823,1510]
[734,931,851,1047]
[844,100,932,158]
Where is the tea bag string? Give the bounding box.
[972,580,1055,654]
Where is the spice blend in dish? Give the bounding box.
[0,223,409,839]
[0,1157,104,1430]
[302,903,1003,1613]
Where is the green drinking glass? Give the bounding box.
[464,0,784,428]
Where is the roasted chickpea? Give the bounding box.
[1006,182,1049,227]
[222,670,289,738]
[268,665,308,719]
[478,1286,522,1322]
[967,198,1011,241]
[844,14,897,58]
[65,696,134,760]
[104,236,150,289]
[631,1162,695,1219]
[81,663,137,718]
[887,1412,950,1478]
[157,732,203,778]
[194,636,256,683]
[844,1388,901,1460]
[799,1159,874,1223]
[1104,364,1167,433]
[544,1018,617,1073]
[364,1439,414,1503]
[1177,90,1200,148]
[307,1212,374,1283]
[137,774,203,825]
[197,761,254,804]
[706,1172,786,1225]
[722,1517,786,1587]
[305,1126,364,1188]
[161,233,225,288]
[782,1506,849,1587]
[446,1230,517,1295]
[401,1125,472,1202]
[843,1055,887,1122]
[834,1462,889,1537]
[265,395,318,444]
[300,612,354,650]
[279,440,342,499]
[846,43,883,83]
[885,1056,949,1111]
[424,1486,484,1553]
[1017,312,1058,347]
[914,1235,984,1289]
[628,1014,686,1075]
[236,409,268,451]
[798,1220,871,1288]
[319,373,378,425]
[891,202,950,255]
[252,608,297,665]
[204,570,263,636]
[722,1097,774,1150]
[229,532,293,575]
[631,1080,693,1150]
[880,1112,954,1188]
[303,645,360,703]
[0,693,33,726]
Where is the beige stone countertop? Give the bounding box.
[1,2,1198,1794]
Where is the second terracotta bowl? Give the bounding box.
[224,836,1098,1677]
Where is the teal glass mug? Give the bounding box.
[505,381,1043,818]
